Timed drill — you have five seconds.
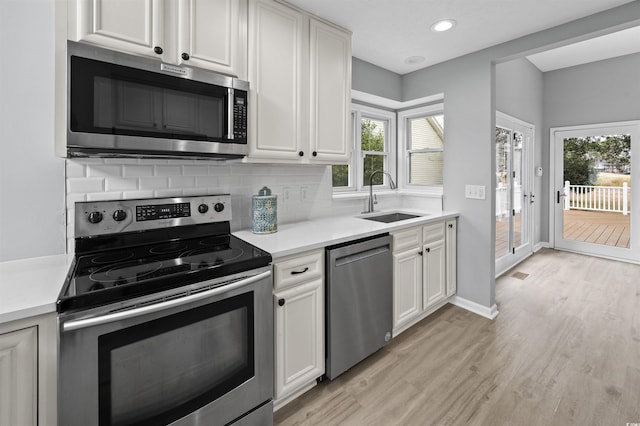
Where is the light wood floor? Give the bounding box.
[274,249,640,426]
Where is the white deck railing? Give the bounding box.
[563,180,629,215]
[496,184,521,217]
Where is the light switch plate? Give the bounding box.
[465,184,486,200]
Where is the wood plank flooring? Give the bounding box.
[562,210,631,248]
[274,249,640,426]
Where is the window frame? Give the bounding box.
[397,103,445,194]
[333,103,396,193]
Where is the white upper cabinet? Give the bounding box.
[68,0,247,78]
[247,0,352,164]
[309,18,351,162]
[247,0,307,160]
[177,0,246,77]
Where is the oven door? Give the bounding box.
[58,268,273,426]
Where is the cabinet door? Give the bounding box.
[308,19,351,163]
[248,0,307,160]
[392,248,422,332]
[0,327,37,426]
[69,0,165,59]
[423,239,445,309]
[177,0,246,77]
[274,279,324,401]
[446,220,457,296]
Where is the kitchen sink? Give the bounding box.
[360,212,424,223]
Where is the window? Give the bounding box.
[332,104,396,192]
[398,104,444,191]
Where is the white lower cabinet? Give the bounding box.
[392,230,423,332]
[423,233,445,309]
[391,219,457,336]
[273,249,324,409]
[0,314,57,426]
[446,220,457,296]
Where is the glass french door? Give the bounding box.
[495,113,533,275]
[552,121,639,262]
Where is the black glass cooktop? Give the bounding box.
[58,233,271,313]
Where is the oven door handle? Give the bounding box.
[62,270,271,332]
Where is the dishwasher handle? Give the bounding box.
[334,245,390,267]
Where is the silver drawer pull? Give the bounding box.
[291,267,309,275]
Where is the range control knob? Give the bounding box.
[214,202,225,213]
[113,209,127,222]
[198,204,209,214]
[88,211,103,224]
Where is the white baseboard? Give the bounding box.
[449,296,499,320]
[533,241,551,252]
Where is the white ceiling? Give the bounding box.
[284,0,639,74]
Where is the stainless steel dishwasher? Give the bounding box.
[325,234,393,380]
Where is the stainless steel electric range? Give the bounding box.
[57,195,274,426]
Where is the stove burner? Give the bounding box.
[89,260,163,283]
[149,242,189,255]
[91,251,135,264]
[180,248,244,267]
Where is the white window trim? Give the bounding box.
[334,103,397,193]
[397,103,445,195]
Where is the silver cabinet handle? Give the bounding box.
[63,271,271,332]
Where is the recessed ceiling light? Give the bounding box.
[431,19,456,32]
[404,56,425,65]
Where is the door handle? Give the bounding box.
[557,190,567,204]
[62,271,271,332]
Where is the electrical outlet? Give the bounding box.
[282,187,291,204]
[300,186,309,202]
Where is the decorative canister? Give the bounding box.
[252,186,277,234]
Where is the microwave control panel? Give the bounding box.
[233,90,248,142]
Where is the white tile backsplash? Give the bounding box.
[65,158,441,253]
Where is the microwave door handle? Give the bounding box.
[62,270,271,332]
[227,88,234,140]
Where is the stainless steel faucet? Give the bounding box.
[363,169,396,214]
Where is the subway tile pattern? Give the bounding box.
[65,159,439,254]
[65,159,336,251]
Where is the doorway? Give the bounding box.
[551,121,639,262]
[495,112,534,275]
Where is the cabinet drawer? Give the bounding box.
[423,222,445,244]
[392,227,422,253]
[273,249,324,290]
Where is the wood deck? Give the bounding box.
[563,209,630,248]
[496,209,631,255]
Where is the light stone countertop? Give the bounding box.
[0,210,458,326]
[234,210,459,259]
[0,253,74,325]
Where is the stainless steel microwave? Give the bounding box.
[64,41,249,160]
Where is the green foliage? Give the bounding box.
[332,165,349,187]
[563,135,630,185]
[332,118,387,187]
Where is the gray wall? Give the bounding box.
[543,52,640,132]
[352,57,402,101]
[400,1,640,310]
[0,0,66,262]
[495,58,545,244]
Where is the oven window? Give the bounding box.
[71,56,227,142]
[98,292,254,426]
